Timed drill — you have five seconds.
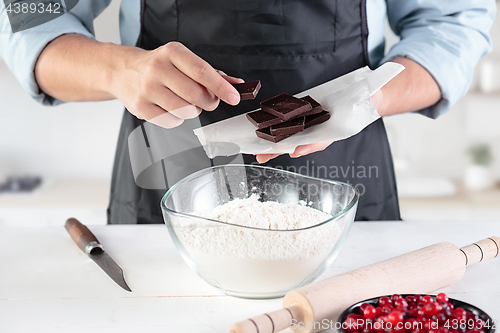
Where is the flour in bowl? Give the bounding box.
[193,194,333,230]
[172,195,350,297]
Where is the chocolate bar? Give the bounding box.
[304,111,331,129]
[256,127,292,143]
[270,117,305,136]
[232,80,261,100]
[260,93,312,121]
[299,96,322,117]
[246,110,284,129]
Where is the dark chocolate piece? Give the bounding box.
[304,111,331,129]
[255,127,292,143]
[299,96,322,116]
[233,80,261,100]
[246,110,284,129]
[260,93,312,121]
[270,117,305,136]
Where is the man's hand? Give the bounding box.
[256,142,333,164]
[112,42,243,128]
[35,36,243,128]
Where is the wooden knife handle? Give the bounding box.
[65,218,101,254]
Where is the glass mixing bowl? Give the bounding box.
[161,164,359,299]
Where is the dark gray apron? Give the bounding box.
[107,0,401,224]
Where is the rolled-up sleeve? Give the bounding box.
[0,0,111,106]
[382,0,496,118]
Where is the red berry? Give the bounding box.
[453,308,467,320]
[363,305,377,319]
[447,302,454,310]
[406,296,416,304]
[405,318,419,331]
[436,293,449,304]
[392,294,403,303]
[414,295,422,302]
[386,311,405,327]
[423,302,442,316]
[374,318,386,333]
[345,314,363,333]
[375,306,386,317]
[360,302,371,312]
[380,296,393,307]
[421,295,434,304]
[407,309,419,317]
[431,313,447,325]
[394,298,409,311]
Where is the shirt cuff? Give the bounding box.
[0,12,95,106]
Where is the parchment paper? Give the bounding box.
[194,62,404,158]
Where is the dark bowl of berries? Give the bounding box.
[339,293,494,333]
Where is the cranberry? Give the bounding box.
[436,293,449,304]
[406,296,416,304]
[447,302,454,310]
[386,311,405,326]
[394,298,409,311]
[374,318,386,333]
[431,313,447,325]
[363,305,377,319]
[375,306,386,317]
[421,295,434,304]
[380,306,394,315]
[405,318,419,331]
[360,303,372,312]
[392,294,403,303]
[345,314,363,332]
[423,302,442,316]
[407,309,419,317]
[453,308,467,320]
[380,297,393,307]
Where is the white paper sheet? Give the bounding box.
[194,62,404,158]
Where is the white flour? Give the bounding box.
[173,195,347,297]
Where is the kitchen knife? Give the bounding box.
[65,218,132,292]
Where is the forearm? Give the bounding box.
[34,34,141,102]
[373,57,441,117]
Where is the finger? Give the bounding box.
[289,142,332,158]
[141,104,185,129]
[217,70,245,85]
[149,85,202,119]
[221,75,245,85]
[168,104,203,119]
[162,62,220,111]
[166,43,241,105]
[255,154,280,164]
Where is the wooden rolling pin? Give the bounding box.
[230,236,500,333]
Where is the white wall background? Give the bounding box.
[0,0,499,183]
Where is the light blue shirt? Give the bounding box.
[0,0,496,118]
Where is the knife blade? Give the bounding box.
[65,218,132,292]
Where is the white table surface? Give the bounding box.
[1,221,500,333]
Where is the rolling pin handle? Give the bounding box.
[460,236,500,266]
[229,307,298,333]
